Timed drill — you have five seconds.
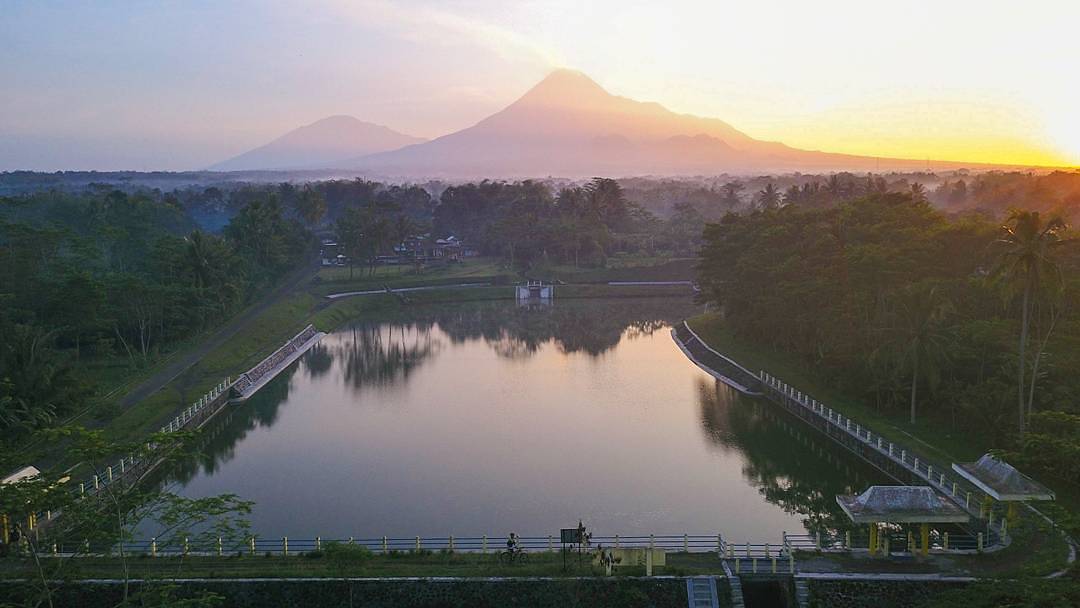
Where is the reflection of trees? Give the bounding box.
[163,361,299,485]
[304,342,333,379]
[421,298,699,359]
[338,324,440,391]
[697,378,883,533]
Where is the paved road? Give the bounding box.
[115,263,318,410]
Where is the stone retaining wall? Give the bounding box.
[807,579,970,608]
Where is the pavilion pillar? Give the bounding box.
[920,523,929,557]
[1007,502,1018,521]
[868,525,877,557]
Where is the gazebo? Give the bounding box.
[837,486,969,556]
[952,454,1054,519]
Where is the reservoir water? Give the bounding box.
[166,298,883,539]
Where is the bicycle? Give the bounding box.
[497,547,529,565]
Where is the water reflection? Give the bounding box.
[164,298,888,537]
[696,378,879,533]
[168,361,299,485]
[339,324,440,390]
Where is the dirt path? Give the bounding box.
[114,262,318,411]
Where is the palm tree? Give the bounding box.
[757,183,782,210]
[993,210,1068,435]
[875,284,953,425]
[294,187,327,228]
[910,183,928,203]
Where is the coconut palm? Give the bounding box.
[874,284,954,425]
[910,183,928,203]
[757,183,782,210]
[993,210,1068,435]
[294,186,327,228]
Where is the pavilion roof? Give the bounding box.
[952,454,1055,502]
[836,486,969,524]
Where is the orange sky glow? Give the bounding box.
[2,0,1078,170]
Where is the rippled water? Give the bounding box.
[165,298,883,539]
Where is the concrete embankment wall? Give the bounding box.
[806,577,970,608]
[0,578,688,608]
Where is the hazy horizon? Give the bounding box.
[2,1,1079,171]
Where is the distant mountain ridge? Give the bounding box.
[214,70,1021,176]
[210,116,424,171]
[346,69,968,177]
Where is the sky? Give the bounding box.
[2,0,1078,171]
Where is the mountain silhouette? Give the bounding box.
[347,69,949,177]
[211,116,424,171]
[214,70,993,175]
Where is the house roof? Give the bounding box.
[836,486,969,524]
[952,454,1055,502]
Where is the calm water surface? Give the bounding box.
[167,298,883,538]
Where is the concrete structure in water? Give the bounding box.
[837,486,968,557]
[515,280,554,302]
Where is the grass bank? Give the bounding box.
[0,550,725,580]
[686,313,984,470]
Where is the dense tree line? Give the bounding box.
[432,177,700,266]
[0,190,309,435]
[697,193,1079,487]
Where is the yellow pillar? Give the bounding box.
[868,525,877,557]
[1007,502,1018,522]
[1,514,8,544]
[920,524,929,557]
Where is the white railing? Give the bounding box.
[758,370,1007,545]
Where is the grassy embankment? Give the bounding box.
[687,313,1072,577]
[0,550,724,579]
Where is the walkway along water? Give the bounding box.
[672,321,1007,554]
[20,326,326,536]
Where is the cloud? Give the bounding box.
[323,0,561,68]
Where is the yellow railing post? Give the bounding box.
[282,537,288,556]
[151,538,157,558]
